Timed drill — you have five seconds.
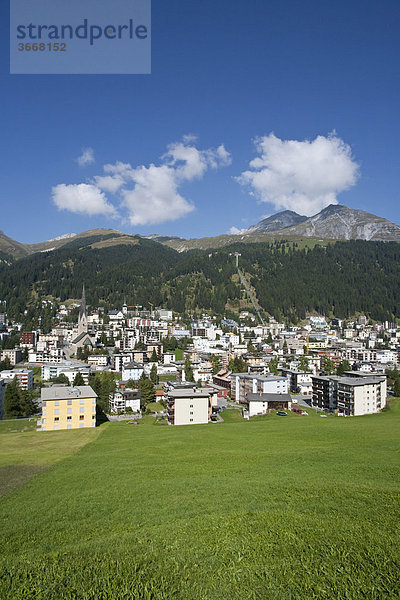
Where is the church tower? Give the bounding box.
[77,283,88,336]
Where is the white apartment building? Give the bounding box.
[109,389,141,413]
[167,388,212,425]
[231,373,288,403]
[0,369,33,390]
[312,375,387,416]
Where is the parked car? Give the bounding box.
[276,411,287,416]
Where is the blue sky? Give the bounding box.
[1,0,399,243]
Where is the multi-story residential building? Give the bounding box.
[336,377,386,416]
[87,355,109,367]
[109,388,141,413]
[39,386,97,431]
[280,369,312,395]
[20,332,37,347]
[231,373,288,404]
[0,348,22,366]
[42,361,72,380]
[312,375,339,411]
[122,362,144,381]
[167,387,212,425]
[312,375,386,415]
[0,369,33,390]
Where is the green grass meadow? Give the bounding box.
[0,404,399,599]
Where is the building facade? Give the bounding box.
[40,385,97,431]
[231,373,288,403]
[167,388,212,425]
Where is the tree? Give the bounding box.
[393,378,400,398]
[323,357,335,375]
[52,373,70,384]
[184,354,194,382]
[0,357,11,371]
[138,377,155,406]
[150,348,159,362]
[268,357,279,375]
[228,356,248,373]
[3,378,22,418]
[210,354,221,375]
[336,359,351,376]
[298,356,310,372]
[73,372,85,386]
[150,363,158,385]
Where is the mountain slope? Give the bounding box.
[0,230,30,259]
[245,210,307,233]
[282,205,400,241]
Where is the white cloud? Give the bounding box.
[54,138,231,227]
[76,147,95,167]
[52,183,117,217]
[228,226,244,235]
[93,174,125,194]
[121,164,195,226]
[237,133,359,216]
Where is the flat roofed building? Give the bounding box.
[0,368,33,390]
[167,388,212,425]
[40,385,97,431]
[312,375,386,415]
[231,373,288,403]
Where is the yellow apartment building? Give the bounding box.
[40,385,97,431]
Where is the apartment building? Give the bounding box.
[280,369,312,395]
[167,387,212,425]
[231,373,288,403]
[40,386,97,431]
[0,348,22,366]
[0,368,33,390]
[109,388,141,413]
[312,375,386,415]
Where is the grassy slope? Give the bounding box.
[0,407,399,599]
[0,421,102,497]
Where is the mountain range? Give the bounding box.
[1,204,400,260]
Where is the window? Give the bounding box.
[190,418,193,422]
[67,416,72,421]
[67,400,72,405]
[92,414,96,419]
[79,423,84,428]
[190,404,193,408]
[190,411,193,415]
[42,418,46,424]
[80,399,84,405]
[54,417,59,422]
[54,425,59,431]
[79,415,84,420]
[54,409,60,415]
[67,408,72,414]
[80,407,84,413]
[92,399,96,405]
[42,409,46,416]
[55,401,59,406]
[42,401,46,407]
[67,424,71,430]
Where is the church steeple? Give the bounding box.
[78,283,88,335]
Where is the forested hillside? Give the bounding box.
[1,236,400,323]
